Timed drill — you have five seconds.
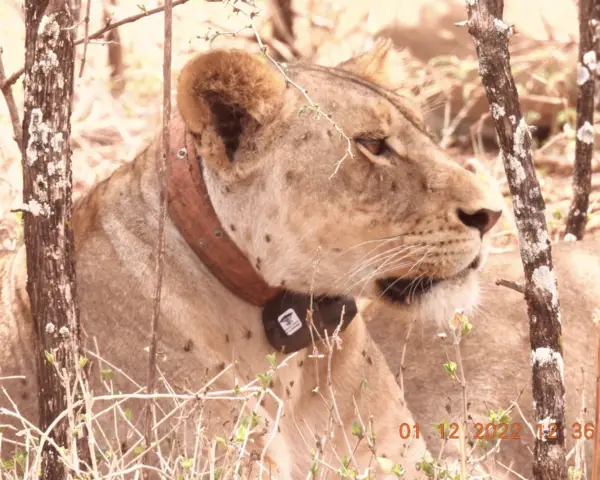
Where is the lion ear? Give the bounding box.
[336,38,405,90]
[177,49,285,170]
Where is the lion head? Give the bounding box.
[177,41,503,323]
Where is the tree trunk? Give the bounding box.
[103,0,126,96]
[565,0,600,239]
[465,1,567,478]
[22,0,86,477]
[271,0,294,46]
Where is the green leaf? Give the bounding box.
[235,423,248,443]
[461,318,473,336]
[133,445,145,456]
[124,408,133,421]
[266,352,277,369]
[257,373,271,390]
[78,356,88,369]
[250,412,260,429]
[392,463,406,477]
[181,456,193,470]
[351,421,363,438]
[488,407,511,425]
[443,361,457,378]
[100,368,114,381]
[44,351,55,365]
[215,436,227,448]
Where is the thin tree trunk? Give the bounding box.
[271,0,294,46]
[565,0,600,239]
[103,0,126,96]
[465,1,567,478]
[142,0,172,473]
[22,0,85,477]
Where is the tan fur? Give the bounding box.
[364,239,600,478]
[0,45,504,478]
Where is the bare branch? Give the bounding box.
[0,47,23,152]
[78,0,93,77]
[1,0,191,92]
[564,0,600,239]
[465,1,567,478]
[495,278,525,295]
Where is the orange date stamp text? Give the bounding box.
[397,422,600,441]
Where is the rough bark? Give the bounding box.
[465,1,567,478]
[565,0,600,239]
[22,0,85,477]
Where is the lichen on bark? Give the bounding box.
[21,0,87,477]
[465,1,567,478]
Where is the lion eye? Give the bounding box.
[357,138,387,156]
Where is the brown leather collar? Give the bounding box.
[166,117,281,306]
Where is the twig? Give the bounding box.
[1,0,192,92]
[449,316,468,480]
[565,0,600,239]
[78,0,92,77]
[143,0,172,473]
[398,315,418,403]
[495,278,525,294]
[439,86,485,149]
[0,47,23,152]
[237,6,354,177]
[465,2,567,478]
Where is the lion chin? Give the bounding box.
[373,253,485,326]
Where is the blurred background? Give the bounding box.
[0,0,596,253]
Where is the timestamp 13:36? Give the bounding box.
[398,422,599,440]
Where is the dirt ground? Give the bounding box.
[0,0,599,254]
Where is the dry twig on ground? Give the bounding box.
[565,0,600,239]
[465,1,567,478]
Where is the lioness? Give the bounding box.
[0,42,503,478]
[364,239,600,478]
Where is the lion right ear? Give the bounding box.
[336,38,405,90]
[177,49,285,170]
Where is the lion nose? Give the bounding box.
[457,208,502,236]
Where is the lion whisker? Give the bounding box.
[336,244,427,292]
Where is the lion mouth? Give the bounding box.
[377,255,481,304]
